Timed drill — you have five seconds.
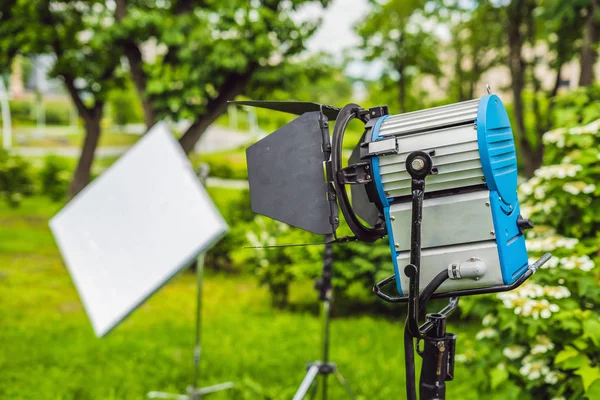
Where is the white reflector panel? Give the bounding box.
[50,122,227,337]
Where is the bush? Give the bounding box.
[39,155,71,202]
[0,150,35,207]
[460,88,600,400]
[333,237,394,305]
[44,101,71,125]
[107,83,144,127]
[8,99,34,122]
[231,216,323,308]
[194,151,248,180]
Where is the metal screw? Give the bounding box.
[490,230,495,236]
[385,191,391,197]
[334,217,339,223]
[390,216,395,221]
[395,243,400,248]
[485,202,490,207]
[481,177,486,182]
[366,174,372,180]
[411,158,425,171]
[470,257,476,262]
[365,165,370,171]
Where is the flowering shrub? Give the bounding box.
[459,91,600,400]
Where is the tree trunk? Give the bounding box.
[397,66,406,113]
[506,0,541,177]
[579,0,599,86]
[454,45,466,101]
[179,67,257,154]
[551,63,563,98]
[115,0,156,129]
[68,106,103,198]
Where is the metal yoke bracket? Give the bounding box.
[318,109,340,235]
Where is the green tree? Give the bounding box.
[0,1,122,197]
[442,1,503,101]
[355,0,441,112]
[114,0,331,153]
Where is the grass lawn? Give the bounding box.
[0,197,483,399]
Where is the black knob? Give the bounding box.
[517,215,534,234]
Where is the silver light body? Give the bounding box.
[372,99,512,294]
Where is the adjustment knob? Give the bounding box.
[517,215,534,234]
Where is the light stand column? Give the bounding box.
[292,236,356,400]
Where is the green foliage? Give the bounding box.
[4,98,71,126]
[356,0,442,112]
[460,89,600,400]
[7,99,34,122]
[333,238,394,304]
[108,81,144,126]
[231,216,323,308]
[194,150,248,180]
[0,150,35,207]
[116,0,332,122]
[204,187,254,272]
[44,100,71,125]
[39,155,71,202]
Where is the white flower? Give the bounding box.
[559,255,595,271]
[540,256,560,269]
[455,354,467,363]
[527,235,578,252]
[545,371,560,384]
[544,286,571,299]
[531,335,555,354]
[503,345,526,360]
[543,128,567,147]
[562,181,596,195]
[475,328,498,340]
[584,184,596,194]
[520,355,550,381]
[535,164,582,180]
[497,284,562,318]
[482,314,497,326]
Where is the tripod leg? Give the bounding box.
[292,365,320,400]
[147,391,189,400]
[195,382,235,396]
[334,370,357,400]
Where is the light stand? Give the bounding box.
[148,165,234,400]
[292,236,356,400]
[382,151,549,400]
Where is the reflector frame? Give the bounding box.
[50,123,227,337]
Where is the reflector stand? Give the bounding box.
[147,166,234,400]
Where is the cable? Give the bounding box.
[420,270,451,308]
